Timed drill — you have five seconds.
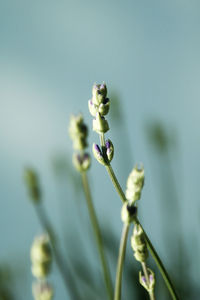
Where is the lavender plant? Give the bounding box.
[69,114,113,300]
[88,83,179,300]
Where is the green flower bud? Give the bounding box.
[92,143,106,166]
[139,268,155,293]
[88,100,98,117]
[126,165,145,205]
[24,168,41,203]
[32,281,54,300]
[73,153,91,172]
[121,201,137,224]
[93,113,109,134]
[31,235,52,279]
[69,114,88,150]
[105,139,114,162]
[131,224,148,262]
[32,261,51,279]
[92,83,107,106]
[31,235,51,263]
[98,99,110,116]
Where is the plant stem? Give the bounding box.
[136,219,179,300]
[99,133,179,300]
[114,223,130,300]
[81,171,113,300]
[34,204,80,300]
[141,262,156,300]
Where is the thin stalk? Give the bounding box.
[81,171,113,300]
[114,223,130,300]
[141,262,156,300]
[34,204,80,300]
[99,133,179,300]
[137,219,179,300]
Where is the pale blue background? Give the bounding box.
[0,0,200,299]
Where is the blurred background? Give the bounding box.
[1,0,200,299]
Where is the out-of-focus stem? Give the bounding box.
[114,223,130,300]
[81,171,113,300]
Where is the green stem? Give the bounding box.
[81,171,113,300]
[34,204,80,300]
[114,223,130,300]
[99,133,179,300]
[141,262,156,300]
[136,219,179,300]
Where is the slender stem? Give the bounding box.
[114,223,130,300]
[141,262,156,300]
[136,219,179,300]
[34,204,80,300]
[99,133,179,300]
[81,171,113,300]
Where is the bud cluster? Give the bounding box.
[31,235,52,279]
[131,224,148,263]
[126,165,145,205]
[88,83,110,134]
[31,235,53,300]
[24,168,41,203]
[139,268,155,293]
[121,201,137,224]
[92,139,114,166]
[69,114,91,172]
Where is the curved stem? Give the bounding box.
[141,262,156,300]
[114,223,130,300]
[136,219,179,300]
[81,171,113,300]
[99,133,179,300]
[34,204,80,300]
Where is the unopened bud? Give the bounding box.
[98,98,110,116]
[93,113,109,134]
[92,83,107,106]
[126,165,145,205]
[121,201,137,224]
[139,268,155,292]
[92,143,106,166]
[131,224,148,262]
[73,153,91,172]
[69,114,88,150]
[105,139,114,162]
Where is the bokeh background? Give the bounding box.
[1,0,200,299]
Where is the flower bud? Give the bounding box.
[105,139,114,162]
[93,113,109,134]
[121,201,137,224]
[139,268,155,292]
[73,153,91,172]
[92,143,106,166]
[98,98,110,116]
[92,83,107,106]
[24,168,41,203]
[31,235,52,279]
[126,165,145,205]
[32,281,54,300]
[32,262,51,279]
[131,224,148,262]
[69,114,88,150]
[88,100,98,117]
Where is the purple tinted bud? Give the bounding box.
[105,140,111,149]
[142,276,146,283]
[149,274,153,283]
[94,144,101,154]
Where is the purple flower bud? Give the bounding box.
[94,144,101,155]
